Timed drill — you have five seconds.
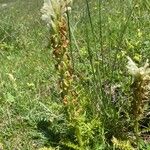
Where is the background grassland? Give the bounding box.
[0,0,150,149]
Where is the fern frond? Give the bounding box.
[112,136,135,150]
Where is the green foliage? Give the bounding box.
[0,0,150,150]
[112,137,134,150]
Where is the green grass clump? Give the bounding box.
[0,0,150,149]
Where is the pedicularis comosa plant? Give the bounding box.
[127,56,150,145]
[41,0,73,103]
[41,0,80,119]
[41,1,85,148]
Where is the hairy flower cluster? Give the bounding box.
[127,56,150,80]
[127,56,150,120]
[41,0,72,28]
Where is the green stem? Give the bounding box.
[75,123,84,150]
[134,118,139,149]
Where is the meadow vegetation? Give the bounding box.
[0,0,150,149]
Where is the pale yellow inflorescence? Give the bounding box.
[127,56,150,80]
[41,0,72,28]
